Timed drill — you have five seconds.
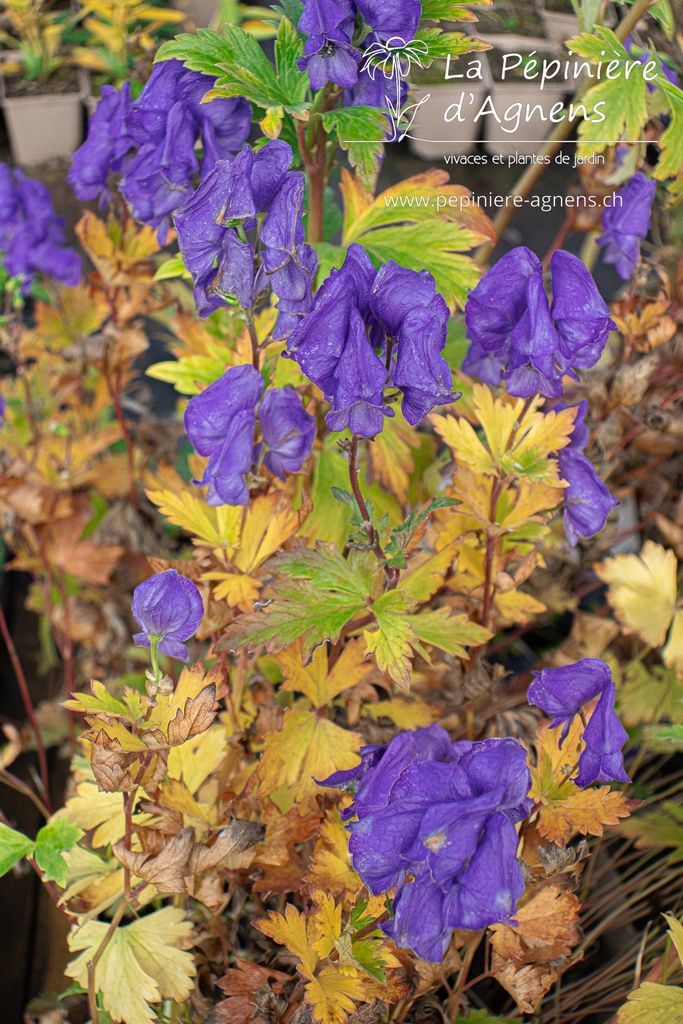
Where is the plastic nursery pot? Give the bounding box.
[540,0,581,45]
[170,0,219,29]
[0,68,89,167]
[478,36,569,158]
[407,54,490,159]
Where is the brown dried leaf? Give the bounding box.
[491,953,581,1014]
[166,684,217,745]
[489,884,581,964]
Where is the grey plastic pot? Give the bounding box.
[407,68,490,159]
[170,0,218,29]
[0,70,89,166]
[541,8,580,45]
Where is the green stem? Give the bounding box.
[150,637,161,685]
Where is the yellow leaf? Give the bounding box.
[305,966,367,1024]
[277,637,372,708]
[310,892,343,958]
[511,403,577,462]
[495,589,547,624]
[499,480,565,530]
[366,410,421,503]
[60,846,124,916]
[202,571,262,611]
[257,708,361,811]
[595,541,678,647]
[431,413,495,475]
[145,663,220,738]
[472,385,524,460]
[146,467,243,548]
[305,813,364,903]
[663,609,683,675]
[363,697,438,730]
[167,724,227,795]
[59,782,147,848]
[233,492,311,575]
[66,907,195,1024]
[616,982,683,1023]
[256,903,319,975]
[400,542,457,603]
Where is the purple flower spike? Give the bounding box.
[463,246,616,398]
[597,172,656,280]
[258,387,316,479]
[558,448,619,546]
[132,569,204,661]
[528,658,613,743]
[575,681,630,786]
[68,83,132,204]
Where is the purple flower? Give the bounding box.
[575,681,630,786]
[597,172,656,280]
[321,726,531,961]
[0,166,81,294]
[68,84,132,203]
[463,247,616,398]
[528,659,612,742]
[132,569,204,661]
[355,0,421,40]
[528,660,629,787]
[257,387,317,480]
[184,365,315,505]
[174,142,317,333]
[286,245,455,436]
[297,0,360,89]
[558,448,618,546]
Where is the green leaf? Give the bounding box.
[34,819,84,887]
[568,28,649,153]
[655,77,683,181]
[322,106,390,192]
[616,981,683,1023]
[618,801,683,862]
[274,15,309,108]
[217,543,370,659]
[157,26,310,119]
[154,253,191,281]
[364,590,416,690]
[63,679,131,718]
[0,822,35,877]
[408,607,492,656]
[414,26,490,61]
[385,497,457,566]
[420,0,490,18]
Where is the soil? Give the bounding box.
[2,65,81,99]
[467,0,545,38]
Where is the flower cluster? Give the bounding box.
[597,172,656,280]
[132,569,204,662]
[69,59,251,242]
[556,400,618,545]
[286,244,455,437]
[0,164,81,295]
[462,247,616,398]
[323,726,531,962]
[528,659,629,786]
[184,364,316,506]
[173,140,317,336]
[297,0,421,90]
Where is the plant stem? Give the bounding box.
[87,897,129,1024]
[0,766,51,818]
[348,436,395,585]
[0,601,51,813]
[475,0,658,265]
[246,316,260,369]
[480,479,502,632]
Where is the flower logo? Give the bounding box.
[360,35,432,142]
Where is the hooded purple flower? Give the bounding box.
[597,172,656,280]
[354,0,421,41]
[174,142,317,333]
[68,84,132,203]
[132,569,204,661]
[575,681,630,786]
[0,166,81,294]
[287,245,455,437]
[321,726,531,961]
[297,0,360,89]
[463,247,616,398]
[558,449,618,546]
[184,365,315,505]
[528,659,629,787]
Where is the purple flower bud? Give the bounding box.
[132,569,204,661]
[558,448,618,546]
[355,0,421,40]
[463,247,616,398]
[575,681,630,786]
[257,387,316,479]
[597,172,656,280]
[68,84,132,204]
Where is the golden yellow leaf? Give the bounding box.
[145,663,221,739]
[490,884,581,963]
[472,385,524,460]
[305,967,367,1024]
[595,541,678,647]
[511,403,577,461]
[310,892,343,958]
[400,542,458,603]
[146,467,243,548]
[616,982,683,1023]
[362,697,439,730]
[167,724,227,795]
[232,491,312,575]
[495,589,547,624]
[277,637,372,708]
[431,413,495,475]
[201,571,262,611]
[60,846,125,916]
[66,907,195,1024]
[366,410,421,503]
[59,782,149,848]
[257,708,361,811]
[663,913,683,968]
[256,903,319,975]
[305,814,363,903]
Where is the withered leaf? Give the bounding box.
[215,959,290,1024]
[491,951,582,1014]
[489,884,582,964]
[166,684,217,745]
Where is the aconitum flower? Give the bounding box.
[298,0,360,90]
[184,365,315,506]
[528,659,629,786]
[558,448,618,546]
[174,141,317,334]
[597,172,656,280]
[132,569,204,661]
[68,83,132,203]
[321,726,531,962]
[462,247,616,398]
[0,166,81,294]
[286,244,455,437]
